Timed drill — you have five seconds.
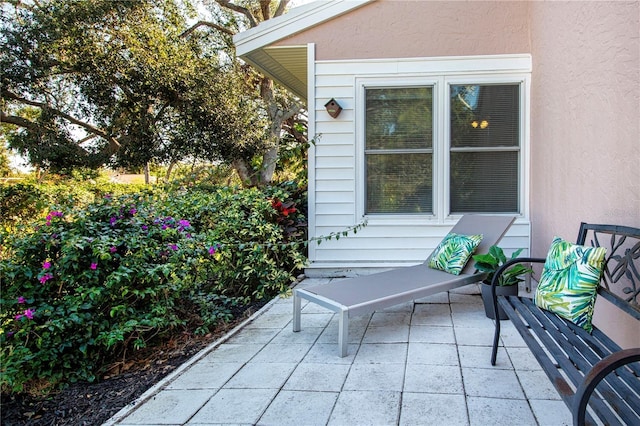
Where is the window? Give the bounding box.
[449,84,520,213]
[365,87,433,214]
[363,79,524,217]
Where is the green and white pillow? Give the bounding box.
[428,233,483,275]
[534,237,607,333]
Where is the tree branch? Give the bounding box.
[274,0,289,18]
[180,20,235,38]
[260,0,270,21]
[280,101,303,123]
[0,111,40,131]
[3,90,120,149]
[215,0,258,28]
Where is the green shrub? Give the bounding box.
[0,182,307,393]
[0,182,50,231]
[0,179,147,232]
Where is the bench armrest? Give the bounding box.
[572,347,640,426]
[490,257,546,288]
[490,257,545,319]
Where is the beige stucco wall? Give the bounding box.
[528,1,639,347]
[279,1,531,58]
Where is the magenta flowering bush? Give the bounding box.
[0,182,307,393]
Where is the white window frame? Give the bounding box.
[355,56,531,225]
[357,77,441,218]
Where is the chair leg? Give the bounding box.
[338,309,349,357]
[292,290,301,332]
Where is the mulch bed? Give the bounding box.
[1,301,269,426]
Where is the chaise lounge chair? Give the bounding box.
[293,215,516,356]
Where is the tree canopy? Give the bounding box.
[1,0,304,184]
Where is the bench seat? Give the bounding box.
[490,223,640,425]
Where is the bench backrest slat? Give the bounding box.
[577,222,640,320]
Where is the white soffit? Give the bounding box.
[244,46,308,100]
[234,0,375,101]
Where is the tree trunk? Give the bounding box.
[165,161,176,182]
[144,163,150,184]
[215,0,301,188]
[260,146,279,184]
[232,158,257,186]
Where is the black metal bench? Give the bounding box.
[490,223,640,426]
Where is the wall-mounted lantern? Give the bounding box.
[324,98,343,118]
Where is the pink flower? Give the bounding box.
[45,211,63,225]
[15,309,34,320]
[17,296,26,304]
[208,246,216,255]
[129,208,137,215]
[168,244,178,251]
[90,262,98,270]
[42,261,51,269]
[39,273,53,284]
[110,246,117,253]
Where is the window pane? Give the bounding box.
[449,83,520,213]
[366,87,433,150]
[450,151,519,213]
[450,85,519,148]
[367,153,433,214]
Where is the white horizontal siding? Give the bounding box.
[313,248,429,263]
[310,226,530,265]
[308,54,531,273]
[316,168,353,180]
[313,132,355,145]
[314,214,356,228]
[315,144,354,157]
[314,203,354,216]
[315,179,354,192]
[316,120,354,134]
[316,191,355,203]
[312,235,446,250]
[316,86,355,99]
[315,156,354,168]
[315,221,529,240]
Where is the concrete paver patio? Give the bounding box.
[105,278,572,426]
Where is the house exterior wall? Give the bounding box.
[277,1,531,59]
[528,1,639,347]
[275,0,639,346]
[294,1,534,273]
[308,55,531,272]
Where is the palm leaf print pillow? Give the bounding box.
[428,233,483,275]
[534,237,607,332]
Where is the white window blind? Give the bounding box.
[365,87,433,214]
[449,84,520,213]
[363,82,522,216]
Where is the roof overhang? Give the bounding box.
[233,0,375,101]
